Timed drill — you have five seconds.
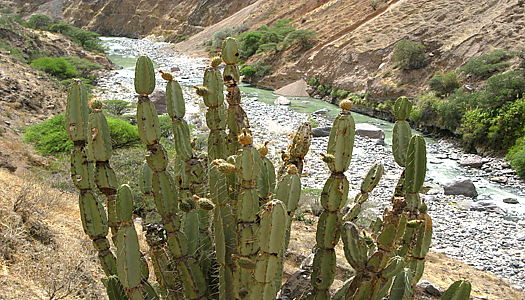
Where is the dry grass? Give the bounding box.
[0,168,106,299]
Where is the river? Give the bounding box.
[100,36,525,216]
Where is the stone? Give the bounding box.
[443,177,478,198]
[503,198,519,204]
[501,162,511,168]
[274,96,291,105]
[490,176,508,184]
[425,283,441,296]
[355,123,385,140]
[311,126,332,137]
[470,201,507,214]
[313,108,329,114]
[459,155,486,168]
[374,138,385,145]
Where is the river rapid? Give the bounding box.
[95,37,525,290]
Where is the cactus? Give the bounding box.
[65,39,470,300]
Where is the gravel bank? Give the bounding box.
[95,37,525,291]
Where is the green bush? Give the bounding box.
[48,21,74,34]
[484,70,525,108]
[30,57,78,79]
[332,89,349,100]
[392,40,426,70]
[282,29,316,50]
[461,49,513,79]
[25,14,53,30]
[240,65,257,79]
[103,100,132,116]
[240,31,263,57]
[428,71,461,95]
[24,114,72,155]
[24,113,140,155]
[307,77,320,87]
[507,135,525,178]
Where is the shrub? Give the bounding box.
[48,21,74,34]
[307,77,320,87]
[250,61,273,77]
[103,100,132,116]
[240,65,257,79]
[71,29,104,52]
[25,14,53,30]
[507,135,525,178]
[484,70,525,108]
[24,113,140,155]
[428,71,461,95]
[461,49,513,79]
[240,31,263,57]
[30,57,78,79]
[282,29,316,50]
[392,39,426,70]
[106,117,140,148]
[63,56,103,78]
[24,114,72,155]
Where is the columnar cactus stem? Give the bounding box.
[251,200,287,300]
[88,98,120,242]
[135,55,206,300]
[66,79,117,277]
[222,37,249,156]
[309,99,354,299]
[256,141,276,207]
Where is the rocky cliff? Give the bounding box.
[14,0,257,39]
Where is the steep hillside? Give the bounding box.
[13,0,257,40]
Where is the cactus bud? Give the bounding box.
[258,141,270,157]
[286,164,298,175]
[321,153,335,164]
[194,85,209,96]
[212,160,236,174]
[419,201,428,213]
[339,99,353,111]
[235,256,256,270]
[394,96,412,120]
[90,98,103,110]
[238,128,252,146]
[210,56,222,67]
[160,70,173,81]
[197,197,215,211]
[179,201,192,213]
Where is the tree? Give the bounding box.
[48,21,74,34]
[72,29,100,48]
[240,31,263,57]
[26,14,53,30]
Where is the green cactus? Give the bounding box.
[65,39,462,300]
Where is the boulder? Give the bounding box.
[149,89,167,114]
[470,200,507,214]
[443,177,478,198]
[490,176,508,184]
[313,108,329,115]
[311,126,332,137]
[503,198,519,204]
[459,155,488,168]
[274,96,291,105]
[355,123,385,140]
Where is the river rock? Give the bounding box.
[313,108,329,115]
[275,96,291,105]
[150,89,167,114]
[459,155,487,168]
[490,176,508,184]
[311,126,332,137]
[470,200,507,214]
[503,198,519,204]
[443,177,478,197]
[355,123,385,140]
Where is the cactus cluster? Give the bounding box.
[66,37,471,300]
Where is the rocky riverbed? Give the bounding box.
[95,37,525,292]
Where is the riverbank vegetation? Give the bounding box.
[306,48,525,178]
[204,19,316,82]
